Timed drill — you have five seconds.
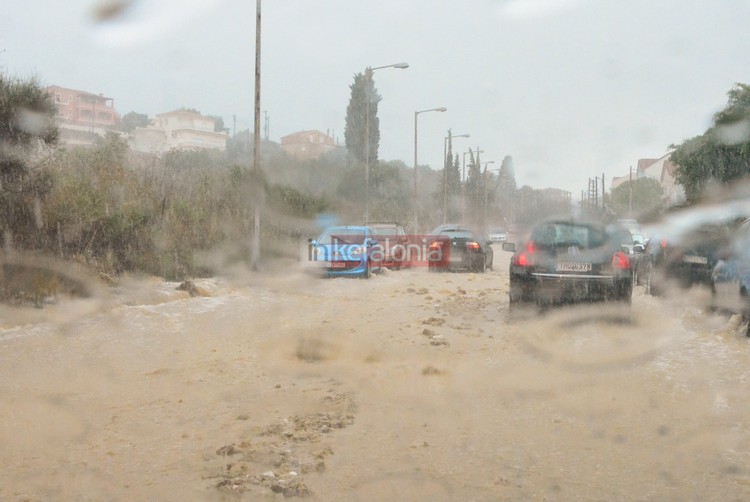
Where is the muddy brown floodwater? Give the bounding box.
[2,247,750,501]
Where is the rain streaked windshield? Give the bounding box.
[2,1,750,500]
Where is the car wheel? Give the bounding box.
[741,308,750,337]
[645,262,657,296]
[364,262,372,278]
[615,287,632,305]
[509,283,527,306]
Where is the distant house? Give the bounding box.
[46,85,121,145]
[657,156,687,206]
[636,154,686,205]
[611,153,686,206]
[280,130,337,160]
[540,188,572,201]
[132,109,228,153]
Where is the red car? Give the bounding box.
[368,222,410,269]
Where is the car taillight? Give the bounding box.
[429,241,442,250]
[612,251,630,269]
[467,241,481,251]
[514,241,535,267]
[660,238,668,249]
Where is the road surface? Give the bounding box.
[2,246,750,500]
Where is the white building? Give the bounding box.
[132,109,228,153]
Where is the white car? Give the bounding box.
[487,228,508,243]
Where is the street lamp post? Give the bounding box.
[443,131,470,224]
[363,62,409,223]
[413,107,447,233]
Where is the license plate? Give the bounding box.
[449,255,463,263]
[557,262,592,272]
[683,255,708,265]
[330,261,346,268]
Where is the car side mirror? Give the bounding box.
[502,242,516,253]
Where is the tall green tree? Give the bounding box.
[210,115,229,133]
[672,83,750,202]
[465,149,483,227]
[0,73,59,249]
[448,154,461,195]
[344,69,380,167]
[438,139,463,222]
[119,111,149,133]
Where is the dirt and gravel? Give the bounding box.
[3,247,750,501]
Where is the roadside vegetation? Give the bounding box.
[672,83,750,203]
[4,72,749,295]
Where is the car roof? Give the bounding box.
[440,228,474,235]
[432,224,473,232]
[324,225,368,231]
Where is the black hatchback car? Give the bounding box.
[502,219,633,306]
[427,225,494,272]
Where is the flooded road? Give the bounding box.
[2,247,750,501]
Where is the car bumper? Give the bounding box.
[320,260,371,278]
[510,271,631,303]
[429,252,485,271]
[665,263,713,287]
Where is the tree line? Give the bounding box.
[10,73,743,281]
[606,82,750,220]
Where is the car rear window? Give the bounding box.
[440,230,474,239]
[370,227,399,237]
[317,228,366,245]
[530,222,608,249]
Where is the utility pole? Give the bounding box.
[250,0,262,270]
[443,129,452,224]
[362,69,377,223]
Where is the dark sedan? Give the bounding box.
[502,218,633,306]
[635,223,731,295]
[427,225,493,272]
[711,218,750,335]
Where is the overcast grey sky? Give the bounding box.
[2,0,750,195]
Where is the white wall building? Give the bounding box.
[132,109,228,153]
